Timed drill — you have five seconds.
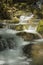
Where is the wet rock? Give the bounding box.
[0,37,16,51]
[12,16,19,23]
[32,44,43,65]
[23,44,33,58]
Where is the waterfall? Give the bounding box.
[0,33,31,65]
[19,14,34,23]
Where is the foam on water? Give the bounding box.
[19,14,34,23]
[0,35,31,65]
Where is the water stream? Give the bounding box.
[0,14,40,65]
[0,35,32,65]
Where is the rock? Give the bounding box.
[14,10,25,17]
[32,44,43,65]
[23,44,33,58]
[11,16,19,23]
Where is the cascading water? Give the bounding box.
[0,14,34,65]
[0,34,32,65]
[19,14,34,23]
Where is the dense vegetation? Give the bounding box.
[0,0,43,19]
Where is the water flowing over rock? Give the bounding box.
[0,32,32,65]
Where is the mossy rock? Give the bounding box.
[14,10,25,17]
[15,25,23,31]
[15,24,29,31]
[20,3,27,6]
[14,3,19,8]
[37,19,43,33]
[12,17,19,23]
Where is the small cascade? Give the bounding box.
[0,14,35,65]
[19,14,34,23]
[0,34,32,65]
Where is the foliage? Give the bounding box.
[0,2,13,19]
[0,0,43,20]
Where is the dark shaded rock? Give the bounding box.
[23,43,33,58]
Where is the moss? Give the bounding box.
[12,17,19,23]
[37,19,43,33]
[14,10,25,16]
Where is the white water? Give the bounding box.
[19,14,34,23]
[0,35,32,65]
[0,14,34,65]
